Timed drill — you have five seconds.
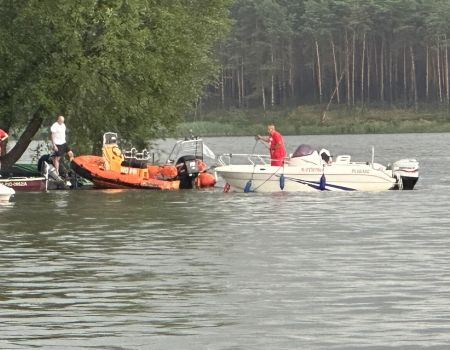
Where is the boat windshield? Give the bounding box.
[166,138,214,163]
[292,144,314,158]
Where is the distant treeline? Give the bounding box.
[202,0,450,112]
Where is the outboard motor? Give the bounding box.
[37,154,68,189]
[392,158,419,190]
[176,155,200,189]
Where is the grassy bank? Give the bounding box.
[173,106,450,137]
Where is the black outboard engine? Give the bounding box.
[176,155,200,189]
[37,154,68,189]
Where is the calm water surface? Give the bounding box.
[1,133,450,349]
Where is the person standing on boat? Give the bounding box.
[257,124,286,166]
[50,115,69,174]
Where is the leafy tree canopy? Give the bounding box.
[0,0,231,163]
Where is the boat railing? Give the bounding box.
[217,153,271,166]
[123,148,152,161]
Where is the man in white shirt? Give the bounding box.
[50,115,69,174]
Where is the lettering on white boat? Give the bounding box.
[352,169,370,174]
[301,167,322,173]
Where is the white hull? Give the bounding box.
[0,183,15,201]
[216,149,419,193]
[217,165,397,192]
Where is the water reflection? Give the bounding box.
[1,134,450,349]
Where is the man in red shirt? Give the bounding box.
[257,124,286,166]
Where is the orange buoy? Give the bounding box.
[197,172,216,188]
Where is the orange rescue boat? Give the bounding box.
[71,133,216,190]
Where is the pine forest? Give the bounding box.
[204,0,450,112]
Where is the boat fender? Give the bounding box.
[244,180,252,193]
[279,174,285,190]
[197,172,216,188]
[319,173,326,190]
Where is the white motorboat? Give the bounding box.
[215,144,419,192]
[0,183,15,201]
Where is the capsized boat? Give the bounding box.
[71,132,216,190]
[215,144,419,192]
[0,182,15,201]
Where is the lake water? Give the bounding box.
[1,133,450,349]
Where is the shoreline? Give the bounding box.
[173,105,450,137]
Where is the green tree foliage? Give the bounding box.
[0,0,231,167]
[214,0,293,109]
